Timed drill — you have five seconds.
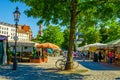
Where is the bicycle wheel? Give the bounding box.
[73,60,79,69]
[55,59,65,70]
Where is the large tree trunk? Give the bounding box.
[65,0,77,70]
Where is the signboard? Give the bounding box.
[89,46,97,52]
[13,36,18,41]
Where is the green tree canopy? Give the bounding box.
[82,27,101,44]
[35,25,64,47]
[101,20,120,43]
[61,28,70,50]
[11,0,120,70]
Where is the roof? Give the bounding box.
[77,43,106,51]
[22,25,31,32]
[106,39,120,45]
[8,40,35,46]
[17,29,26,33]
[0,22,14,27]
[8,40,35,43]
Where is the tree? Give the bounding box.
[101,20,120,43]
[42,25,64,46]
[83,27,101,44]
[32,34,43,43]
[11,0,120,70]
[36,25,64,47]
[61,28,70,50]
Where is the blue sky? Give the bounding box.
[0,0,40,37]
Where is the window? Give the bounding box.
[4,31,6,34]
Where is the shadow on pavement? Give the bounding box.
[74,57,120,70]
[0,64,89,80]
[78,61,120,71]
[115,77,120,80]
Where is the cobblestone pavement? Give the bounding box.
[0,57,120,80]
[77,59,120,80]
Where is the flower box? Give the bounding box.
[30,57,43,63]
[7,61,12,65]
[42,57,48,63]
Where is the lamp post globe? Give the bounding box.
[12,7,20,70]
[14,7,20,22]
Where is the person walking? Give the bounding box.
[98,51,102,62]
[93,51,98,62]
[108,51,113,64]
[73,51,77,57]
[83,51,87,61]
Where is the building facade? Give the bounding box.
[0,22,32,41]
[0,22,34,54]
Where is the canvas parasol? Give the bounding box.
[36,42,60,49]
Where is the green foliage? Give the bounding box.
[10,0,120,37]
[10,0,120,70]
[101,20,120,43]
[32,47,36,57]
[100,28,109,43]
[11,0,71,26]
[33,34,43,43]
[84,27,101,44]
[78,25,101,46]
[6,42,12,61]
[10,0,120,43]
[61,28,70,50]
[36,25,64,47]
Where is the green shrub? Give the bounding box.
[6,47,12,61]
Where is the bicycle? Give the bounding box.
[55,56,79,70]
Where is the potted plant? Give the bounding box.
[30,47,43,63]
[42,53,48,62]
[6,43,12,65]
[30,56,43,63]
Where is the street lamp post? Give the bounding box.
[12,7,20,70]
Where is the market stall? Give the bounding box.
[31,42,60,63]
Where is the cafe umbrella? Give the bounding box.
[36,42,60,49]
